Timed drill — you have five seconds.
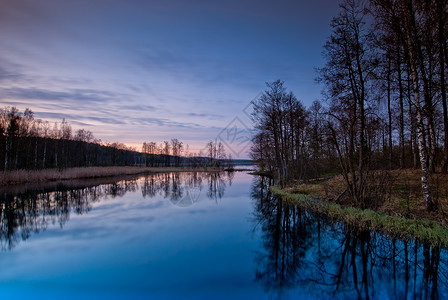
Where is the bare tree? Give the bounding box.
[251,80,309,185]
[317,0,375,205]
[401,0,436,211]
[163,141,170,167]
[171,138,183,167]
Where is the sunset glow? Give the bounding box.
[0,0,339,156]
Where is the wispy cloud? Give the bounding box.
[187,112,225,120]
[3,87,116,103]
[117,104,157,111]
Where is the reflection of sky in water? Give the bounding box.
[0,172,268,299]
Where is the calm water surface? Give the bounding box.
[0,172,447,299]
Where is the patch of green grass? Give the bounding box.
[398,200,408,209]
[292,188,311,195]
[271,186,448,247]
[394,185,410,191]
[323,172,338,177]
[307,181,320,185]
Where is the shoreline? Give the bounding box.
[271,186,448,246]
[0,166,226,186]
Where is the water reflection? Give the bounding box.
[251,176,448,299]
[140,171,232,206]
[0,171,233,251]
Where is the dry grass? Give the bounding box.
[0,166,223,186]
[285,169,448,225]
[286,175,346,200]
[272,186,448,246]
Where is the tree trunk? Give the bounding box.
[426,100,437,173]
[14,138,18,170]
[349,98,358,203]
[407,71,418,169]
[55,142,58,168]
[403,0,436,212]
[387,55,393,170]
[397,47,405,168]
[4,135,8,171]
[43,138,47,169]
[438,0,448,173]
[354,26,366,205]
[273,124,283,184]
[34,137,38,169]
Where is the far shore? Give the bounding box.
[0,166,228,186]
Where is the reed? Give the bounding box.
[0,166,223,185]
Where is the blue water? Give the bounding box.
[0,172,447,299]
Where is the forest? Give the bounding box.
[251,0,448,212]
[0,107,231,171]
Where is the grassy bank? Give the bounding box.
[285,169,448,223]
[0,166,224,185]
[271,186,448,246]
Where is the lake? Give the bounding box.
[0,171,447,299]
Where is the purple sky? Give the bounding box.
[0,0,340,157]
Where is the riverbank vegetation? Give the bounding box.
[251,0,448,249]
[0,166,227,186]
[280,169,448,223]
[271,186,448,246]
[251,0,448,220]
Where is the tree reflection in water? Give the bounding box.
[0,171,233,250]
[140,171,232,206]
[251,176,448,299]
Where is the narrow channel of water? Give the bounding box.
[0,172,446,299]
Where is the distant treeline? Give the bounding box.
[0,107,232,171]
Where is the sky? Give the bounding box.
[0,0,341,158]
